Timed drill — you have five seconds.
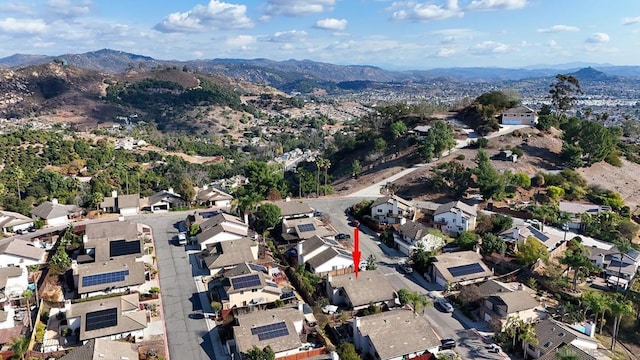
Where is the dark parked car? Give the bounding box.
[440,339,456,350]
[436,299,454,313]
[335,233,351,240]
[398,263,413,274]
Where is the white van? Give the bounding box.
[178,233,187,245]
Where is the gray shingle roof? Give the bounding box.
[397,221,430,240]
[272,201,313,217]
[329,272,396,308]
[0,238,46,262]
[76,257,146,295]
[30,201,80,220]
[234,307,303,354]
[356,310,440,360]
[434,200,477,217]
[487,290,540,313]
[203,237,257,270]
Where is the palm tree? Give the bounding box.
[560,239,591,291]
[610,296,633,351]
[317,157,331,195]
[9,167,24,200]
[10,335,29,360]
[22,290,32,331]
[612,239,631,291]
[519,323,538,360]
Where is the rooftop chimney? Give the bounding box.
[111,190,118,198]
[51,198,58,205]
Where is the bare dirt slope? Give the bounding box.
[577,159,640,209]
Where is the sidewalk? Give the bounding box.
[194,276,232,360]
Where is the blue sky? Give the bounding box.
[1,0,639,69]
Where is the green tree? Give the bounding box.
[91,192,104,210]
[174,176,195,205]
[561,143,584,168]
[430,161,472,199]
[480,233,506,256]
[9,167,24,200]
[455,231,478,250]
[516,237,549,267]
[519,323,538,360]
[10,335,29,360]
[609,295,633,351]
[253,203,282,234]
[425,120,457,157]
[397,289,431,314]
[560,239,591,291]
[210,301,222,316]
[546,186,565,201]
[580,291,610,334]
[390,120,408,139]
[49,246,71,275]
[189,223,200,236]
[511,173,531,188]
[411,244,434,274]
[337,342,360,360]
[245,346,276,360]
[474,150,505,200]
[366,254,377,270]
[351,159,362,177]
[549,74,582,118]
[555,347,581,360]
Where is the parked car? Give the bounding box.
[177,233,187,245]
[359,261,368,271]
[350,220,361,227]
[398,263,413,274]
[436,299,454,313]
[335,233,351,240]
[27,226,36,232]
[440,339,456,350]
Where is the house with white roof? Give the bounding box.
[0,238,47,268]
[433,201,477,235]
[499,105,538,125]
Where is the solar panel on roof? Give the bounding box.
[251,321,289,341]
[85,308,118,331]
[298,223,316,232]
[109,239,142,257]
[447,263,485,278]
[336,249,352,257]
[81,270,129,287]
[231,274,261,289]
[527,226,550,242]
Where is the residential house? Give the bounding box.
[394,221,445,256]
[499,105,538,125]
[272,200,314,220]
[58,338,138,360]
[99,191,140,216]
[433,201,477,235]
[525,319,600,360]
[559,202,612,231]
[0,266,29,305]
[200,237,259,277]
[60,293,147,343]
[430,250,493,288]
[370,195,415,225]
[352,310,440,360]
[196,221,249,251]
[0,211,33,234]
[296,236,353,276]
[326,272,397,311]
[481,288,546,328]
[211,263,294,311]
[230,305,326,360]
[140,189,185,212]
[81,220,143,262]
[0,238,47,268]
[196,212,248,234]
[412,125,432,140]
[501,225,566,258]
[73,257,146,298]
[282,217,333,241]
[412,201,440,227]
[588,247,640,289]
[30,199,82,226]
[195,185,234,208]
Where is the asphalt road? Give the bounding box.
[304,198,507,360]
[129,212,216,360]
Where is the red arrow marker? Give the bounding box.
[352,227,361,279]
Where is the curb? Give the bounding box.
[145,225,171,360]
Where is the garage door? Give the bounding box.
[502,119,521,125]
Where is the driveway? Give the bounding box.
[128,212,216,360]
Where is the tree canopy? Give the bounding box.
[516,237,549,267]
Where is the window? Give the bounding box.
[378,209,382,213]
[452,219,456,223]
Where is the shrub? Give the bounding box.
[455,154,465,160]
[149,286,160,294]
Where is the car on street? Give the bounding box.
[440,339,456,350]
[436,299,454,313]
[177,233,187,245]
[335,233,351,240]
[359,261,368,271]
[398,263,413,274]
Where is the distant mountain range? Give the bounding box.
[1,49,639,92]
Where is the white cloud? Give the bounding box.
[586,32,610,43]
[622,16,640,25]
[392,0,463,22]
[46,0,91,17]
[226,35,255,48]
[549,39,557,47]
[536,24,580,33]
[314,18,348,31]
[265,0,336,16]
[470,40,509,54]
[155,0,253,33]
[467,0,527,11]
[263,30,308,42]
[435,48,456,57]
[0,2,34,14]
[0,17,47,34]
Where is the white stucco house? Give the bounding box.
[30,199,81,227]
[394,221,445,256]
[434,201,477,235]
[370,195,415,225]
[296,236,353,276]
[0,211,34,234]
[500,105,538,125]
[0,238,47,268]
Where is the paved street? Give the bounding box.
[128,212,216,360]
